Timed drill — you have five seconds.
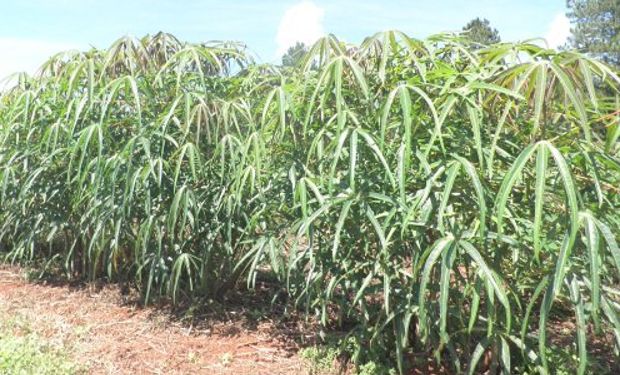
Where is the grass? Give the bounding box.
[299,346,341,375]
[299,343,398,375]
[0,315,80,375]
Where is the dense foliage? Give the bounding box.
[462,17,501,46]
[1,31,620,373]
[282,41,308,67]
[567,0,620,67]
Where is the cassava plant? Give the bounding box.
[1,30,619,374]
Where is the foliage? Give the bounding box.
[462,18,501,46]
[282,42,307,67]
[1,30,620,373]
[567,0,620,67]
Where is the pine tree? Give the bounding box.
[282,42,307,67]
[567,0,620,67]
[462,18,501,46]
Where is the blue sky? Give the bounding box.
[0,0,571,79]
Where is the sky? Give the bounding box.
[0,0,572,80]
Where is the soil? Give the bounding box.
[0,266,305,374]
[2,265,618,374]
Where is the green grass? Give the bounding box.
[299,343,398,375]
[0,316,80,375]
[299,345,340,375]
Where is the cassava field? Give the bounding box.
[1,31,620,374]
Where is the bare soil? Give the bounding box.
[0,266,305,374]
[2,265,618,375]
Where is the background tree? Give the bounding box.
[462,17,501,46]
[281,42,307,67]
[567,0,620,67]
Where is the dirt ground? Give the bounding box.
[0,267,306,374]
[2,265,618,375]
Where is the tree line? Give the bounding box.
[282,0,619,69]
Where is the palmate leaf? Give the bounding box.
[495,141,580,254]
[545,141,580,293]
[533,144,548,261]
[437,162,459,233]
[466,103,484,170]
[548,62,590,142]
[532,62,548,137]
[459,240,511,329]
[494,143,537,234]
[453,155,487,237]
[569,275,587,375]
[171,252,197,304]
[331,198,353,260]
[467,338,489,375]
[439,241,457,345]
[582,212,602,330]
[418,235,454,342]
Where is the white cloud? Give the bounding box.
[544,13,571,49]
[276,1,325,57]
[0,38,77,83]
